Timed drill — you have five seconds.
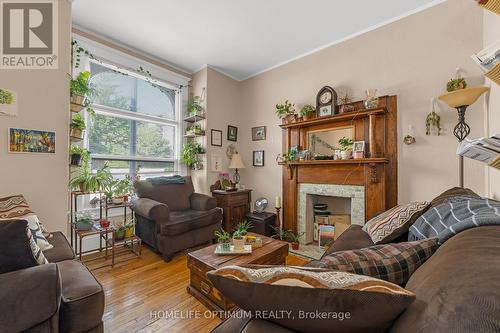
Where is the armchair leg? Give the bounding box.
[162,253,174,262]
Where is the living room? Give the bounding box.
[1,0,500,332]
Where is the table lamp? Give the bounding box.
[229,153,245,185]
[438,86,490,187]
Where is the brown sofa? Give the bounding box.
[0,231,104,333]
[211,225,500,332]
[132,176,223,261]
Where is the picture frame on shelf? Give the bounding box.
[252,126,266,141]
[353,141,365,159]
[211,129,222,147]
[253,150,265,167]
[227,125,238,142]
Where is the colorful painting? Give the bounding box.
[9,128,56,154]
[0,88,18,117]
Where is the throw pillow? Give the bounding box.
[0,220,47,274]
[208,265,415,333]
[323,225,374,257]
[306,238,439,286]
[0,195,53,250]
[363,202,429,244]
[429,187,480,210]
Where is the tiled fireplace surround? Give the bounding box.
[297,183,365,244]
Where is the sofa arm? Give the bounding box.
[190,193,217,211]
[0,264,61,333]
[131,198,170,221]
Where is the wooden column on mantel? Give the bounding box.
[279,95,398,232]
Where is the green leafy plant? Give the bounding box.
[70,162,113,193]
[286,231,305,243]
[187,96,203,115]
[300,105,315,117]
[186,123,202,134]
[233,221,253,237]
[70,71,93,96]
[426,111,442,135]
[270,225,291,241]
[113,176,133,197]
[70,114,86,130]
[214,229,231,243]
[0,89,14,104]
[180,141,203,167]
[338,137,354,151]
[70,145,86,156]
[446,77,467,92]
[275,100,295,119]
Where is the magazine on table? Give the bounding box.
[457,135,500,168]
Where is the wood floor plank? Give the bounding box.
[85,245,308,333]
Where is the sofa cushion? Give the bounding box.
[134,176,194,211]
[390,226,500,333]
[307,238,439,286]
[323,225,374,257]
[43,232,75,263]
[57,260,104,333]
[363,202,429,244]
[0,219,40,273]
[428,186,480,210]
[208,265,415,333]
[161,208,222,236]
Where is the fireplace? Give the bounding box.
[298,184,365,244]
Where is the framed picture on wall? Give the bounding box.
[227,125,238,142]
[211,129,222,146]
[8,128,56,154]
[253,150,265,167]
[252,126,266,141]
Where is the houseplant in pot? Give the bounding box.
[187,96,203,116]
[275,100,296,123]
[70,114,86,139]
[300,105,316,121]
[75,212,93,231]
[233,221,252,250]
[114,224,126,241]
[186,123,203,136]
[70,71,93,111]
[215,229,231,250]
[124,221,135,238]
[271,225,290,241]
[70,146,87,166]
[338,137,354,160]
[287,231,305,250]
[70,162,113,193]
[111,176,133,204]
[181,141,203,170]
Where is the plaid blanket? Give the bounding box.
[409,196,500,244]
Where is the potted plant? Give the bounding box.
[215,229,231,250]
[70,114,86,139]
[69,146,87,166]
[181,141,203,169]
[99,219,110,229]
[186,123,203,136]
[270,225,290,241]
[447,77,467,92]
[286,231,305,250]
[275,100,296,123]
[187,96,203,116]
[234,221,253,238]
[232,231,246,251]
[75,212,93,231]
[70,71,93,111]
[300,105,316,121]
[338,91,356,113]
[112,177,133,204]
[70,163,113,193]
[115,224,126,241]
[338,137,354,160]
[124,222,135,238]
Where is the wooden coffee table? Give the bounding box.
[187,233,289,312]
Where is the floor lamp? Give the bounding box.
[438,86,490,187]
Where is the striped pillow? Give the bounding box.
[27,227,48,265]
[363,202,429,244]
[208,266,415,333]
[307,238,439,285]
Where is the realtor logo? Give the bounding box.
[1,0,58,69]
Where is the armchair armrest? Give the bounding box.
[131,197,170,221]
[0,264,61,333]
[190,193,217,211]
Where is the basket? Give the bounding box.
[479,0,500,15]
[485,62,500,86]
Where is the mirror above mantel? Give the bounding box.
[307,126,354,156]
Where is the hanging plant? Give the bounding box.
[72,40,95,69]
[180,142,204,168]
[426,98,442,136]
[446,77,467,92]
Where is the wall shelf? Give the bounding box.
[184,114,206,123]
[278,158,389,166]
[279,107,387,129]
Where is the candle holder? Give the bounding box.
[275,207,281,229]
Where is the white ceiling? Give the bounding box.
[72,0,444,81]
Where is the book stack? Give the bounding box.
[472,40,500,85]
[457,134,500,170]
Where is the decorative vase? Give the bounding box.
[364,89,379,109]
[232,236,246,251]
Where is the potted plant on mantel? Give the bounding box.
[275,100,296,123]
[300,105,316,121]
[338,137,354,160]
[70,71,94,113]
[70,114,86,139]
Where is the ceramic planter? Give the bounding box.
[70,93,86,106]
[340,150,352,160]
[291,242,300,250]
[99,219,110,229]
[232,236,246,251]
[70,128,84,139]
[70,154,82,166]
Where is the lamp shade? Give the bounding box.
[229,153,245,169]
[438,87,490,108]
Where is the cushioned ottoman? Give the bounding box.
[57,260,104,333]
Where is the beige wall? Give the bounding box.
[237,0,486,209]
[0,0,72,232]
[484,10,500,200]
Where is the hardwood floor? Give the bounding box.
[85,245,308,333]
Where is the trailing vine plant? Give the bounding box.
[426,98,442,136]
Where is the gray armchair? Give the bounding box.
[132,176,222,261]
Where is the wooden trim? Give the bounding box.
[278,158,388,166]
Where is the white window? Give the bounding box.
[88,61,181,179]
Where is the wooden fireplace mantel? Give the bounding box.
[280,95,398,232]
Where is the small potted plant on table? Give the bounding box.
[338,137,354,160]
[232,221,253,250]
[215,229,231,250]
